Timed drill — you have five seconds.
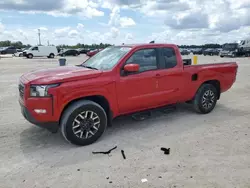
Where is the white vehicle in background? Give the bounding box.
[239,38,250,56]
[23,45,58,59]
[14,49,24,57]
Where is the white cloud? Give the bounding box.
[108,6,120,26]
[125,33,133,41]
[1,0,250,45]
[0,0,105,18]
[77,23,84,30]
[54,27,71,38]
[0,22,4,33]
[39,27,48,31]
[120,17,136,27]
[110,27,119,38]
[68,30,79,38]
[108,6,136,28]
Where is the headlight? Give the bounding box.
[30,84,59,97]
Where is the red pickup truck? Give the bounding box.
[19,43,238,146]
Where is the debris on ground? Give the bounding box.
[92,146,117,155]
[77,169,80,171]
[161,147,170,155]
[121,150,126,159]
[109,181,112,184]
[158,176,162,179]
[141,178,148,183]
[106,177,109,180]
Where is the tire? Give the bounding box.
[28,54,33,59]
[60,100,107,146]
[19,53,23,57]
[49,53,55,58]
[192,84,218,114]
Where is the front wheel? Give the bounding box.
[192,84,218,114]
[60,100,107,146]
[28,54,33,59]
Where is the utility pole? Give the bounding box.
[38,29,41,45]
[47,40,50,46]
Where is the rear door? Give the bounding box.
[116,48,162,113]
[154,47,185,105]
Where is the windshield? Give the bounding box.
[29,46,35,50]
[222,44,238,50]
[81,46,131,70]
[240,40,245,45]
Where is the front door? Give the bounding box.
[31,47,39,56]
[116,48,161,114]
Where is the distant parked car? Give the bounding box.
[14,49,24,57]
[193,48,203,55]
[87,49,103,57]
[203,48,220,56]
[180,49,190,55]
[0,46,17,54]
[59,49,80,56]
[78,48,90,54]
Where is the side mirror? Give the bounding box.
[124,63,140,73]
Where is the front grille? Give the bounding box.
[19,83,25,98]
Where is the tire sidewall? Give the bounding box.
[62,102,107,146]
[28,54,33,58]
[50,53,55,58]
[196,84,218,114]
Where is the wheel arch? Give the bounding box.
[200,80,221,100]
[59,95,112,126]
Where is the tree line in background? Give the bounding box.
[0,40,223,49]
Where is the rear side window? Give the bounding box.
[126,48,157,72]
[161,48,177,69]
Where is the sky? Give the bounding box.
[0,0,250,46]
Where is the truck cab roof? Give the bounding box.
[119,43,177,48]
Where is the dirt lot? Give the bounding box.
[0,55,250,188]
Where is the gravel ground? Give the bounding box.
[0,55,250,188]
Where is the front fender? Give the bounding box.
[53,81,118,121]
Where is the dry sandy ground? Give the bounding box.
[0,55,250,188]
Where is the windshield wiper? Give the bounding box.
[76,64,98,70]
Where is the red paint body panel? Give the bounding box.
[19,43,238,124]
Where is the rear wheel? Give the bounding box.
[49,53,55,58]
[60,100,107,146]
[193,84,218,114]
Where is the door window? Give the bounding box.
[32,47,38,51]
[161,48,177,69]
[126,49,157,72]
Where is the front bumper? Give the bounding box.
[20,101,59,133]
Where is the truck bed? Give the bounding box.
[183,62,238,95]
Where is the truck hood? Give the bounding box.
[22,66,103,84]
